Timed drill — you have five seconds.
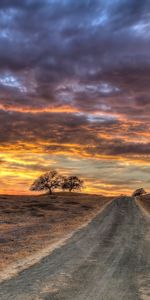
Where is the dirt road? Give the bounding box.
[0,196,149,300]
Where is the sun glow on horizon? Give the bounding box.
[0,1,150,196]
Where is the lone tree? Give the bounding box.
[132,188,146,197]
[30,170,62,195]
[62,176,83,192]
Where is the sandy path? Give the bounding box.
[0,196,149,300]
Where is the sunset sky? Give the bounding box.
[0,0,150,195]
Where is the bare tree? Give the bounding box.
[30,170,62,195]
[62,176,83,192]
[132,188,146,197]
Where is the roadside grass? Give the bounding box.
[0,192,112,272]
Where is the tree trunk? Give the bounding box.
[49,188,52,195]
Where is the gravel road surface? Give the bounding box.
[0,196,149,300]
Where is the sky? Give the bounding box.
[0,0,150,195]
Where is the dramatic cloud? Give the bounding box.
[0,0,150,194]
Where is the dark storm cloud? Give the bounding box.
[0,110,88,144]
[107,0,149,28]
[0,109,150,158]
[104,141,150,156]
[0,0,150,157]
[0,0,150,80]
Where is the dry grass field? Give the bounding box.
[1,195,149,300]
[138,194,150,214]
[0,192,112,276]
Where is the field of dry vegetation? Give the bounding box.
[138,194,150,214]
[0,192,112,276]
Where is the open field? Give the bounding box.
[138,194,150,214]
[0,192,112,279]
[0,196,149,300]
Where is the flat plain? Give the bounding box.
[0,192,111,279]
[0,195,149,300]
